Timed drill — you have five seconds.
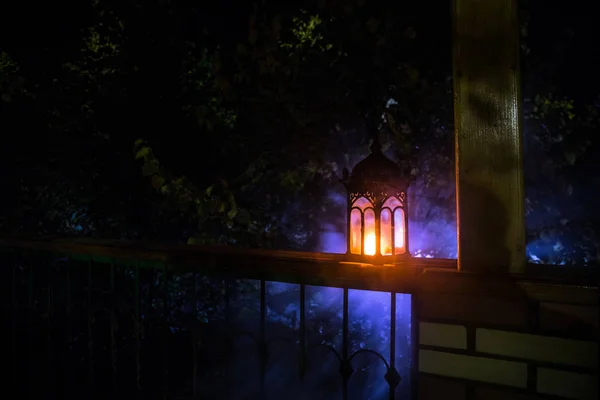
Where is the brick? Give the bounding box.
[419,374,466,400]
[539,303,598,336]
[419,322,467,349]
[476,329,597,368]
[419,350,528,388]
[537,368,598,400]
[416,293,528,327]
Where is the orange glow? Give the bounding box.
[353,197,372,210]
[394,209,405,254]
[364,209,376,255]
[380,209,392,255]
[364,232,376,256]
[350,209,362,254]
[349,196,407,257]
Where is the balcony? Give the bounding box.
[2,236,597,399]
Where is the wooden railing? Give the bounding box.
[1,236,597,400]
[1,237,433,400]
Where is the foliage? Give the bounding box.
[0,0,598,265]
[0,51,27,103]
[1,5,598,396]
[121,0,456,253]
[520,1,600,265]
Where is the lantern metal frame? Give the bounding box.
[340,129,410,262]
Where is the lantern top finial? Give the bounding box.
[370,130,381,154]
[366,112,381,154]
[341,118,408,195]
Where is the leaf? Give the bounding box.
[235,208,251,225]
[174,177,187,187]
[227,207,238,220]
[142,160,159,177]
[187,236,204,245]
[151,175,165,189]
[135,146,150,160]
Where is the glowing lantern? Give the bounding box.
[341,127,410,261]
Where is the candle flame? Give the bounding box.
[364,232,376,256]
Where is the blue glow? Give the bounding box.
[206,281,413,398]
[318,186,458,259]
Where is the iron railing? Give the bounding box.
[4,237,595,399]
[1,238,453,400]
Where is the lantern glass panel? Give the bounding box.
[382,196,402,210]
[393,208,405,254]
[380,209,393,255]
[350,208,362,254]
[364,209,376,256]
[353,196,372,210]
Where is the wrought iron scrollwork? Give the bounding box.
[5,249,410,400]
[350,191,407,209]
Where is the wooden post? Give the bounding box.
[453,0,525,273]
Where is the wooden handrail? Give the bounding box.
[0,235,457,267]
[0,236,597,296]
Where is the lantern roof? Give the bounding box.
[343,135,409,194]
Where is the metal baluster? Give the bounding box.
[134,263,141,397]
[259,279,267,398]
[385,292,401,400]
[223,279,235,398]
[163,264,170,400]
[340,288,352,400]
[192,272,199,398]
[47,254,54,398]
[411,295,418,400]
[299,284,306,378]
[110,261,117,393]
[27,253,33,397]
[66,256,73,397]
[223,278,231,398]
[11,250,17,393]
[390,293,396,400]
[88,259,95,390]
[224,279,231,325]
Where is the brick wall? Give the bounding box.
[414,270,598,400]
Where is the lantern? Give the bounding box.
[340,130,410,261]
